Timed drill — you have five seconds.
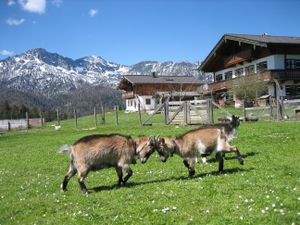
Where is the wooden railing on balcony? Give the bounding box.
[122,91,135,99]
[271,69,300,80]
[207,69,300,93]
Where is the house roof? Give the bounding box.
[121,75,203,85]
[226,34,300,45]
[199,33,300,72]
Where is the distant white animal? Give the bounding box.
[54,125,61,131]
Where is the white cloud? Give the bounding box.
[8,0,16,6]
[18,0,46,14]
[89,9,98,17]
[6,18,25,26]
[0,50,14,57]
[51,0,62,7]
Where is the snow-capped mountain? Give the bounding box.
[0,48,201,97]
[128,61,199,77]
[0,48,128,96]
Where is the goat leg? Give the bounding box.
[216,152,224,173]
[115,166,123,187]
[234,147,244,165]
[122,165,133,185]
[61,163,77,191]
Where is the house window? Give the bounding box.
[257,61,268,72]
[215,74,223,81]
[245,65,255,75]
[286,59,300,69]
[235,68,244,77]
[145,98,151,105]
[225,71,233,80]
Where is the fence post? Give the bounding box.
[56,108,60,125]
[138,103,142,125]
[94,106,97,127]
[39,111,44,127]
[101,105,106,124]
[164,100,169,125]
[207,99,214,124]
[74,108,78,129]
[183,101,188,125]
[8,122,11,131]
[26,112,29,130]
[269,96,273,118]
[115,105,119,125]
[243,100,247,121]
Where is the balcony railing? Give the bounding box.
[271,69,300,80]
[207,69,300,93]
[122,91,135,99]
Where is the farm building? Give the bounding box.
[199,33,300,107]
[117,73,203,112]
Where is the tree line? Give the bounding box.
[0,100,62,121]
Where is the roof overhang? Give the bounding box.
[198,34,268,72]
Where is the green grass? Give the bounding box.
[0,111,299,225]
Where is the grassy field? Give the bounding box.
[0,111,299,225]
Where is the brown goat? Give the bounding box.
[155,127,244,177]
[200,115,241,164]
[59,134,156,194]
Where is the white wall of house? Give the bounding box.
[126,99,137,112]
[125,96,155,112]
[137,96,155,111]
[215,54,300,80]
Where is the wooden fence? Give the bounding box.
[141,99,221,125]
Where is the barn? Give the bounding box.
[117,73,203,112]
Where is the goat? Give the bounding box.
[200,115,240,164]
[59,134,156,194]
[155,127,244,177]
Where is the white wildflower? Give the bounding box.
[240,215,244,220]
[261,209,266,214]
[272,203,276,208]
[162,207,170,213]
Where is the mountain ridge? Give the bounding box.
[0,48,201,97]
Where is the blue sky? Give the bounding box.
[0,0,300,65]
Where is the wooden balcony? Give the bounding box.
[207,70,300,93]
[122,91,135,99]
[271,69,300,81]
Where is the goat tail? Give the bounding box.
[58,144,72,154]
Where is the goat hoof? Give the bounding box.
[188,170,195,177]
[82,189,90,195]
